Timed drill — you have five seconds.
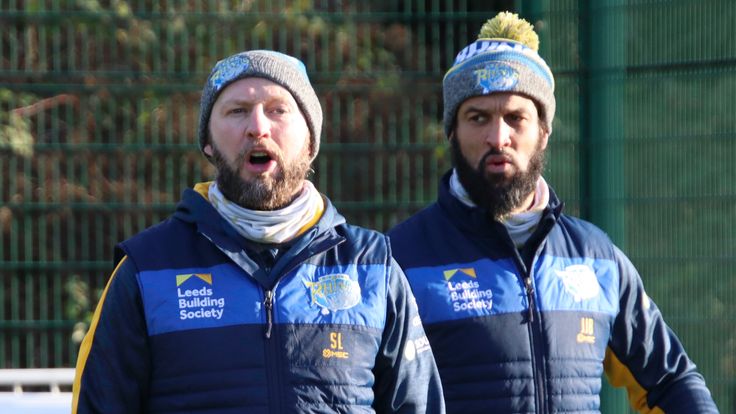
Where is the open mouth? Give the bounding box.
[250,151,273,165]
[242,149,278,174]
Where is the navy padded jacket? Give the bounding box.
[388,172,718,414]
[73,184,445,414]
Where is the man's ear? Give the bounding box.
[203,143,213,157]
[539,128,550,151]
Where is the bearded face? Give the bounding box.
[204,77,313,211]
[451,135,546,219]
[210,140,311,211]
[450,93,549,219]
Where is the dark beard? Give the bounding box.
[210,144,312,211]
[451,136,546,220]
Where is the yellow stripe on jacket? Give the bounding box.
[72,256,129,414]
[604,346,665,414]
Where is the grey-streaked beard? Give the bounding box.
[451,136,546,220]
[210,144,312,211]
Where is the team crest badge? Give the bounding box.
[304,274,361,315]
[210,54,250,91]
[555,264,600,302]
[474,62,519,93]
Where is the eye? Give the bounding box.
[505,113,525,124]
[269,106,289,115]
[468,113,488,124]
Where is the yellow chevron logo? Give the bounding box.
[443,268,477,280]
[176,273,212,286]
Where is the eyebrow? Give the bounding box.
[462,104,530,115]
[461,105,488,114]
[220,96,292,107]
[220,98,254,106]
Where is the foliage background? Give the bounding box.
[0,0,733,411]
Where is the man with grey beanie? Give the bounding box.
[73,49,445,414]
[388,11,718,414]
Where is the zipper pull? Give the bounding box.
[264,290,274,339]
[524,277,535,323]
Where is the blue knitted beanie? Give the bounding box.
[198,50,322,161]
[443,12,555,136]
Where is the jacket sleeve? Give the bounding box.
[372,256,446,414]
[605,245,719,413]
[72,255,150,414]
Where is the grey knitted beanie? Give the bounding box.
[443,12,555,136]
[198,50,323,161]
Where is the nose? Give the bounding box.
[485,118,511,149]
[245,105,271,139]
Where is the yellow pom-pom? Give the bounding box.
[477,11,539,51]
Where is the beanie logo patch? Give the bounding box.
[473,62,519,93]
[210,54,250,92]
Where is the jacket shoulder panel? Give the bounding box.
[128,218,393,336]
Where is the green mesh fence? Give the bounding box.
[533,0,736,411]
[0,0,496,367]
[1,0,734,412]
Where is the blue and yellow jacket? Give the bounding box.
[388,172,718,414]
[73,184,444,414]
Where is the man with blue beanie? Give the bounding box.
[388,11,718,413]
[73,49,445,413]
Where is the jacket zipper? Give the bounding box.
[502,208,556,413]
[523,272,548,414]
[264,289,274,338]
[262,286,281,414]
[524,276,535,322]
[260,236,344,413]
[515,247,547,414]
[255,233,345,414]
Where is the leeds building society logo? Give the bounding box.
[176,273,226,321]
[554,264,600,302]
[443,267,493,312]
[304,274,361,315]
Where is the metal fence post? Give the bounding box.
[580,0,630,412]
[580,0,626,244]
